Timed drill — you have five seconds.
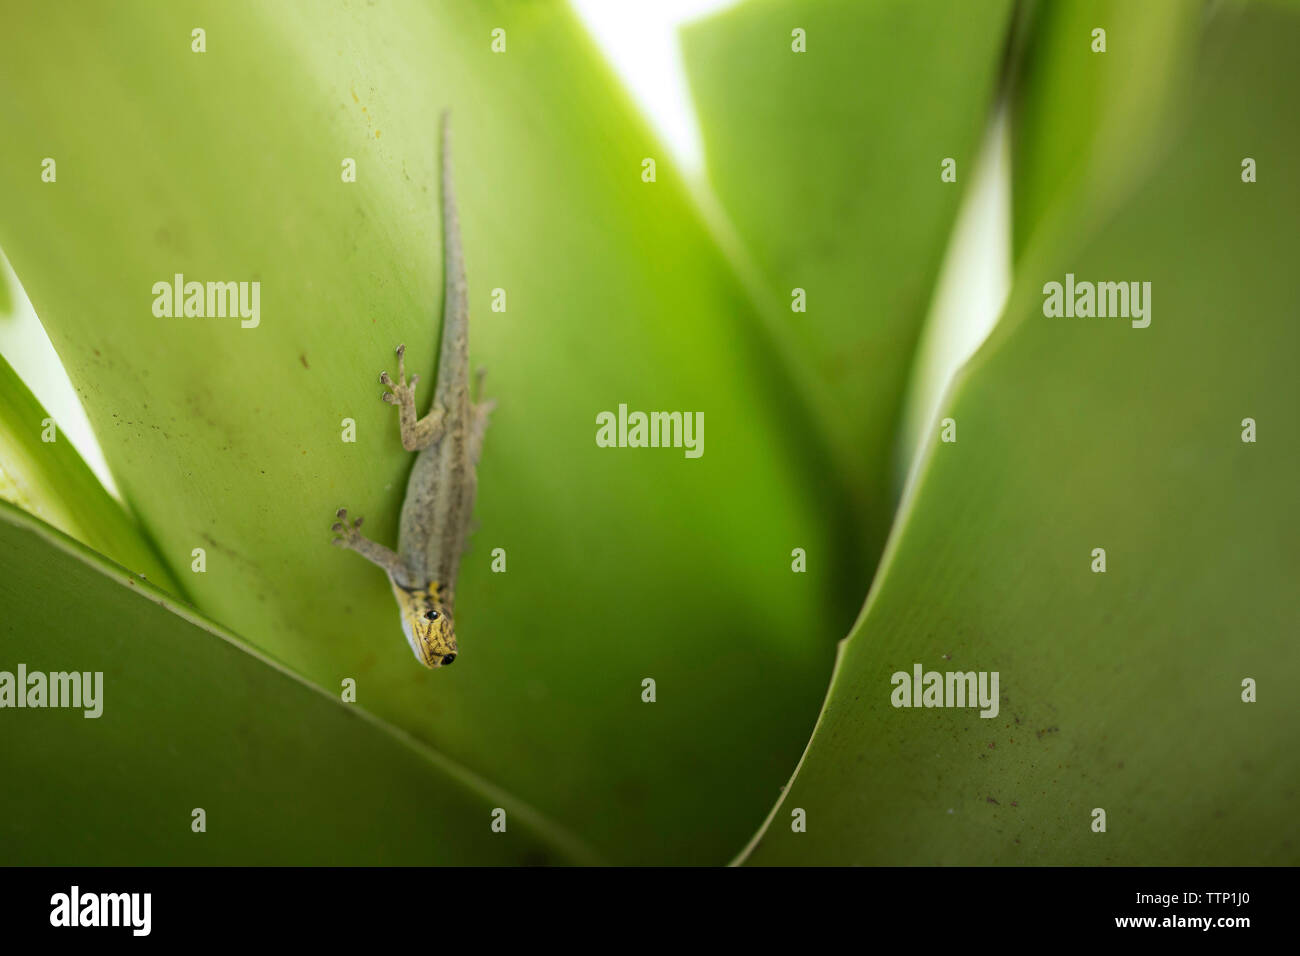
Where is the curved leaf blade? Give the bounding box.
[0,501,599,864]
[741,2,1300,865]
[682,0,1016,560]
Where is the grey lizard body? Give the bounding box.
[331,112,493,668]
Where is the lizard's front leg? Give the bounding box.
[381,344,446,451]
[331,508,404,577]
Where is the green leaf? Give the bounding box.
[0,1,843,862]
[682,0,1015,562]
[1009,0,1201,261]
[0,501,597,864]
[739,2,1300,865]
[0,350,180,593]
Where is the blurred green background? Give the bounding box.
[0,0,1295,865]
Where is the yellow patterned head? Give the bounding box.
[392,581,458,668]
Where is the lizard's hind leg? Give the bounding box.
[331,508,404,577]
[381,344,446,451]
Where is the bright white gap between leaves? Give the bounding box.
[896,102,1012,496]
[0,252,119,497]
[570,0,742,174]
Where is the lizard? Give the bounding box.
[331,112,493,669]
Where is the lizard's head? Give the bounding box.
[393,582,458,668]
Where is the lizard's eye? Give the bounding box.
[441,654,457,666]
[424,610,440,621]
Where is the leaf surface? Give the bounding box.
[740,2,1300,865]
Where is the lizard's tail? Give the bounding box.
[435,110,470,405]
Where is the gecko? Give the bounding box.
[331,112,493,669]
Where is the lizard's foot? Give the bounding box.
[380,344,446,452]
[330,507,404,576]
[379,344,419,415]
[330,507,366,549]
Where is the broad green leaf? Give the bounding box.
[682,0,1015,561]
[740,2,1300,865]
[0,351,179,593]
[1009,0,1201,261]
[0,501,597,864]
[0,1,841,862]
